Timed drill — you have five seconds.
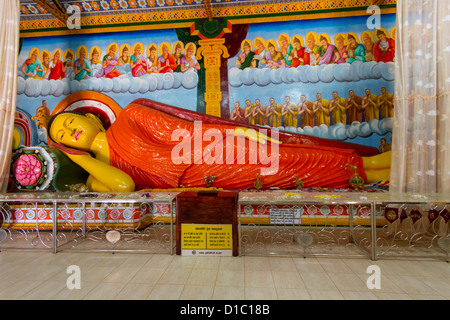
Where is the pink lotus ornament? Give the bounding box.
[13,154,43,186]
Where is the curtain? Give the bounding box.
[390,0,450,194]
[0,0,20,192]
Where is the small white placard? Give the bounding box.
[269,208,302,224]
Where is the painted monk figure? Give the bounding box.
[281,96,298,128]
[244,99,256,125]
[298,95,314,128]
[47,99,391,192]
[266,97,282,128]
[313,93,330,127]
[253,99,267,126]
[230,101,246,124]
[329,91,347,125]
[377,87,394,119]
[346,90,363,123]
[362,89,379,122]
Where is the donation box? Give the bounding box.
[176,191,239,256]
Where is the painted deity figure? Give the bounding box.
[173,42,185,73]
[278,34,291,67]
[313,93,330,127]
[362,89,379,122]
[281,96,298,128]
[362,32,376,62]
[377,87,394,119]
[334,34,348,64]
[180,43,200,72]
[74,48,92,81]
[346,90,364,123]
[48,50,66,80]
[100,45,122,79]
[157,43,177,73]
[130,44,148,77]
[119,46,131,65]
[90,48,102,66]
[41,51,51,79]
[288,37,308,67]
[318,35,341,65]
[345,34,366,64]
[298,95,314,128]
[230,101,246,124]
[236,40,256,70]
[261,41,285,69]
[374,29,395,62]
[305,34,320,66]
[22,49,44,79]
[47,99,392,192]
[329,91,347,125]
[253,38,266,68]
[147,45,159,73]
[266,97,282,128]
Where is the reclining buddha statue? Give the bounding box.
[47,98,391,192]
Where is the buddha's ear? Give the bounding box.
[85,113,106,132]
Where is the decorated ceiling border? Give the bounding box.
[20,0,397,37]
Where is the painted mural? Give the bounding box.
[228,14,395,150]
[12,12,395,191]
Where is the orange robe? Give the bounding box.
[106,103,366,190]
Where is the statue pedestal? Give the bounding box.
[175,191,239,256]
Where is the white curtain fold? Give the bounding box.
[390,0,450,194]
[0,0,20,192]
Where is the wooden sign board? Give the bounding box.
[176,191,239,256]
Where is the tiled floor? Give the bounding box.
[0,250,448,300]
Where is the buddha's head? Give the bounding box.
[48,111,104,151]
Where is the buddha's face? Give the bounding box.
[50,113,101,151]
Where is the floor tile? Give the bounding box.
[179,285,214,300]
[114,282,155,300]
[308,290,344,300]
[82,282,127,300]
[328,273,369,292]
[158,267,192,285]
[187,268,218,286]
[272,271,305,289]
[276,288,311,300]
[215,269,245,287]
[212,286,245,300]
[245,287,278,300]
[147,284,184,300]
[340,291,379,300]
[301,272,338,291]
[245,270,274,288]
